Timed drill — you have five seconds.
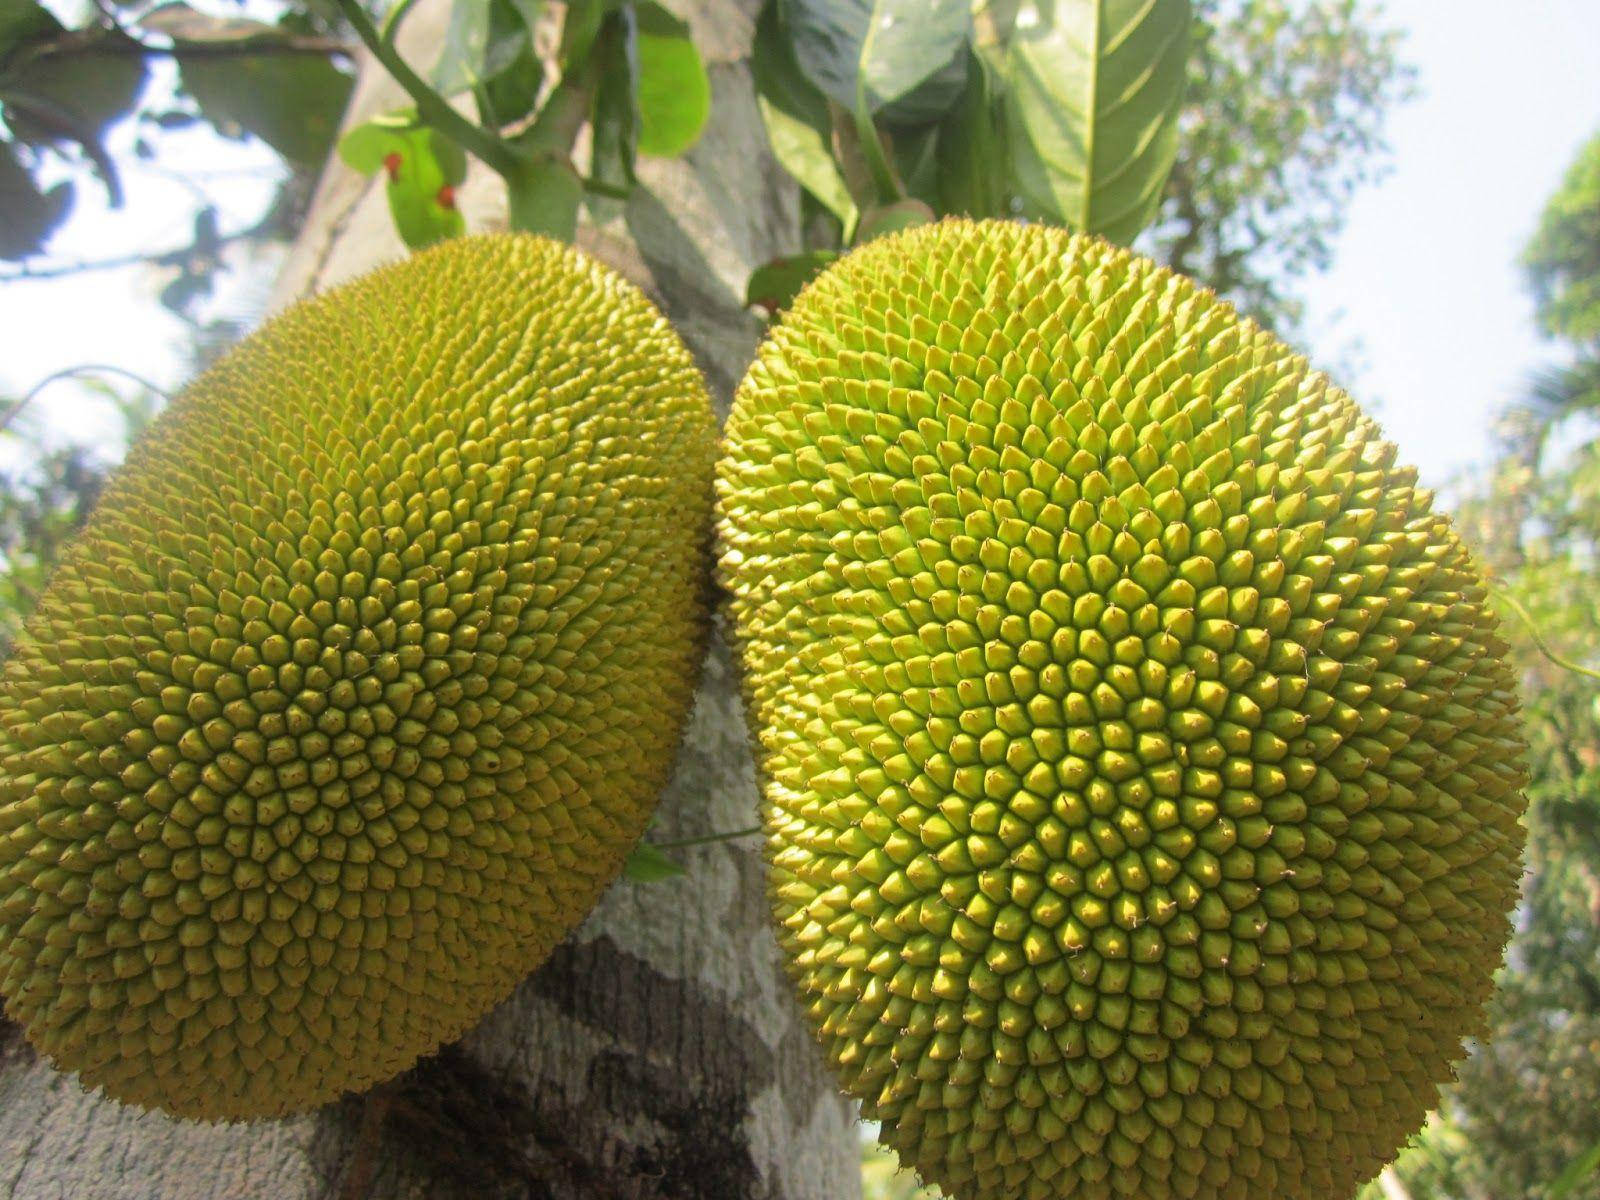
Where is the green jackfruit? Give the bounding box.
[717,220,1527,1200]
[0,233,716,1120]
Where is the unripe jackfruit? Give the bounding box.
[0,233,716,1120]
[717,220,1527,1200]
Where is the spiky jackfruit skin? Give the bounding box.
[0,233,715,1120]
[716,220,1527,1200]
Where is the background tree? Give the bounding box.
[1369,125,1600,1200]
[1147,0,1416,339]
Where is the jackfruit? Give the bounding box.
[0,233,716,1120]
[717,219,1526,1200]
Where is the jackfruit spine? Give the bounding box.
[717,219,1527,1200]
[0,233,717,1120]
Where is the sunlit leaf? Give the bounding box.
[751,1,856,233]
[634,1,708,157]
[1003,0,1190,243]
[783,0,970,121]
[589,6,637,198]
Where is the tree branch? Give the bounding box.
[23,26,352,62]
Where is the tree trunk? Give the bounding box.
[0,2,859,1197]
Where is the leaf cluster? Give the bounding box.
[0,0,352,263]
[336,0,711,248]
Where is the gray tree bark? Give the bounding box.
[0,2,860,1197]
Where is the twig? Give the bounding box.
[1492,585,1600,683]
[4,366,172,435]
[332,0,522,179]
[651,826,764,850]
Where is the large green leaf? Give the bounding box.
[0,5,146,205]
[147,4,353,166]
[1003,0,1189,243]
[783,0,970,122]
[634,2,708,157]
[432,0,542,116]
[750,1,856,233]
[588,6,637,203]
[180,52,351,166]
[936,48,1005,219]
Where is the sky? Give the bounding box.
[2,0,1599,490]
[1297,0,1600,492]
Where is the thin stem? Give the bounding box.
[852,93,902,205]
[1492,585,1600,684]
[581,176,631,200]
[651,826,764,850]
[6,365,171,434]
[334,0,522,179]
[378,0,422,48]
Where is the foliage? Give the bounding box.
[1364,127,1600,1200]
[1146,0,1416,336]
[1523,129,1600,348]
[0,380,157,654]
[336,0,712,248]
[861,1132,939,1200]
[749,0,1192,272]
[0,0,352,266]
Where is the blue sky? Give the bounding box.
[3,0,1599,492]
[1298,0,1600,491]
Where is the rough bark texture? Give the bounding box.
[0,2,860,1196]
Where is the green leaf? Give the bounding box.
[745,248,838,315]
[936,48,1005,218]
[853,196,932,244]
[167,9,353,166]
[558,0,622,68]
[0,137,71,259]
[0,8,147,207]
[783,0,971,121]
[588,6,637,201]
[478,0,545,126]
[338,115,466,249]
[751,1,856,234]
[1549,1138,1600,1199]
[506,156,582,241]
[633,2,708,157]
[623,841,685,883]
[1003,0,1190,243]
[433,0,537,102]
[0,0,61,58]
